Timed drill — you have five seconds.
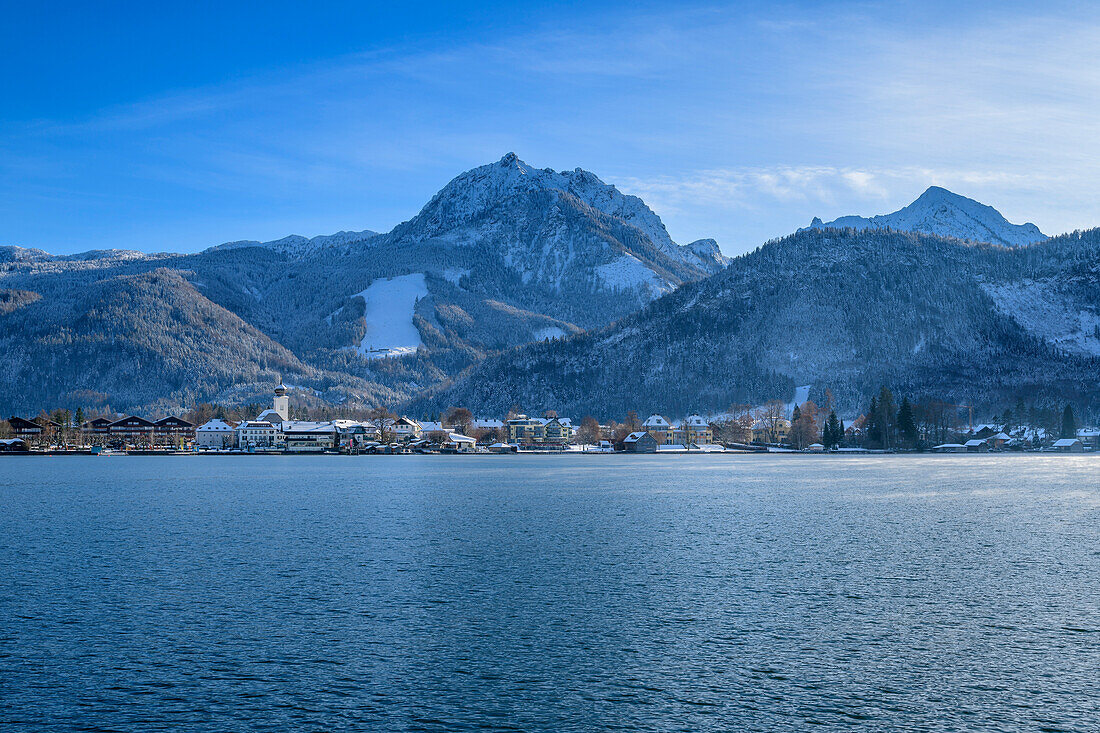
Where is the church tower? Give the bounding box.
[273,382,290,421]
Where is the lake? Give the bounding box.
[1,454,1099,731]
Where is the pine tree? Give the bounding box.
[825,410,842,449]
[897,398,917,448]
[1061,404,1077,439]
[864,396,879,447]
[877,386,897,449]
[74,407,85,447]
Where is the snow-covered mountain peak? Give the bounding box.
[805,187,1046,247]
[498,151,522,168]
[394,154,725,276]
[685,238,728,269]
[914,185,955,202]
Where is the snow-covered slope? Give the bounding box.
[805,186,1046,246]
[350,274,429,359]
[983,279,1100,357]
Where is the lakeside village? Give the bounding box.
[1,383,1096,456]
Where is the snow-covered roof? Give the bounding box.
[255,409,284,422]
[281,421,337,433]
[992,432,1011,440]
[1054,438,1082,447]
[933,443,967,449]
[238,421,275,429]
[330,419,369,428]
[679,414,708,427]
[335,422,379,433]
[420,421,444,432]
[197,419,236,432]
[964,439,987,447]
[642,414,670,428]
[473,418,504,429]
[446,433,476,443]
[623,432,649,442]
[1078,428,1100,437]
[536,417,573,427]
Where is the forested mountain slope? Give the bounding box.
[0,154,724,414]
[407,228,1100,418]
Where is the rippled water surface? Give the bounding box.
[2,454,1100,731]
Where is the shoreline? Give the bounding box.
[0,449,1092,457]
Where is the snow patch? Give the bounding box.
[595,254,670,293]
[351,274,428,359]
[441,268,470,285]
[533,326,566,341]
[788,385,811,411]
[983,280,1100,357]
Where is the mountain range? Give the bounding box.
[411,227,1099,418]
[2,157,1097,419]
[0,154,725,415]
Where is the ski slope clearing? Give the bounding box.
[352,274,428,359]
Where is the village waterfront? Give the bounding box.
[3,384,1097,455]
[2,453,1099,731]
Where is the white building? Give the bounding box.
[237,420,279,449]
[254,382,290,425]
[281,421,337,452]
[393,417,422,441]
[333,420,380,449]
[195,419,237,449]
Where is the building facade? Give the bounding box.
[505,415,575,446]
[196,419,238,449]
[236,420,279,449]
[641,415,673,444]
[673,415,713,445]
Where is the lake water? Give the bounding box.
[1,454,1099,731]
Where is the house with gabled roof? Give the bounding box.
[623,431,658,453]
[674,414,713,445]
[1053,438,1084,453]
[196,418,238,449]
[642,414,672,444]
[108,416,156,445]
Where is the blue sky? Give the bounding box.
[4,0,1099,256]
